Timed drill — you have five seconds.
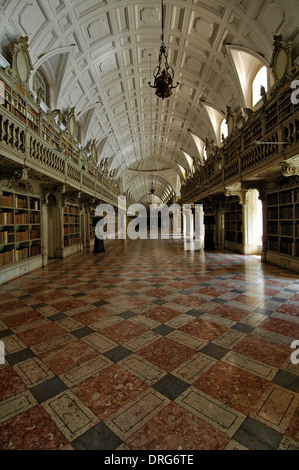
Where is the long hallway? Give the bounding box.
[0,238,298,450]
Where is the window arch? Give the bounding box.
[33,69,49,107]
[252,65,268,107]
[220,118,228,141]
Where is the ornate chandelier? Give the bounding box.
[148,0,179,99]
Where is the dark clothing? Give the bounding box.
[92,217,105,253]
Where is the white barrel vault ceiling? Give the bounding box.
[1,0,299,202]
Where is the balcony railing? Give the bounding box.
[180,71,299,203]
[0,70,119,205]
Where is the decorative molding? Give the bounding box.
[281,162,299,177]
[7,37,33,93]
[269,35,296,86]
[226,105,236,136]
[225,183,248,205]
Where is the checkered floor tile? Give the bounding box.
[0,238,298,450]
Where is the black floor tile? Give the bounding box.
[30,377,68,403]
[152,373,189,400]
[272,370,299,393]
[233,416,283,450]
[103,345,132,362]
[71,422,122,450]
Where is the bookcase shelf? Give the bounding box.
[224,197,243,245]
[0,190,41,267]
[265,183,299,259]
[63,203,80,248]
[0,81,39,133]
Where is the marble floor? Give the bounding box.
[0,238,298,450]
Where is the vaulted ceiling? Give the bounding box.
[1,0,299,202]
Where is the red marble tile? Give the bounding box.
[142,305,180,323]
[22,285,50,295]
[39,339,98,375]
[197,286,229,297]
[188,275,214,283]
[72,364,148,419]
[232,294,264,306]
[232,335,291,367]
[0,365,27,401]
[17,323,66,347]
[138,337,195,372]
[179,317,228,342]
[4,309,43,328]
[259,317,299,338]
[174,295,202,308]
[265,279,292,288]
[208,304,249,322]
[0,300,27,314]
[169,281,195,289]
[285,404,299,442]
[122,282,150,290]
[72,307,112,325]
[145,288,173,298]
[33,291,68,302]
[193,362,269,415]
[100,319,148,344]
[50,298,88,312]
[126,402,229,450]
[0,405,68,450]
[276,303,299,317]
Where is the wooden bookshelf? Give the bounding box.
[0,81,39,133]
[63,203,80,248]
[0,191,41,267]
[224,197,243,245]
[265,183,299,260]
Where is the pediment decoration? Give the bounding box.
[269,35,295,85]
[67,107,77,139]
[10,37,33,92]
[225,183,248,205]
[226,106,236,136]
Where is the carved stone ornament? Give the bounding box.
[225,183,248,205]
[7,168,33,192]
[226,106,236,136]
[281,162,299,177]
[10,37,33,90]
[90,139,97,162]
[269,35,294,84]
[67,107,77,138]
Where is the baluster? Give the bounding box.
[9,122,14,146]
[20,131,25,153]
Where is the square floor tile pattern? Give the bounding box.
[0,238,299,450]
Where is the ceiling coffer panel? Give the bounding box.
[1,0,298,201]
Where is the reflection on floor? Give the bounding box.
[0,238,298,450]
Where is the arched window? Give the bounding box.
[33,69,49,107]
[220,118,228,141]
[252,65,268,107]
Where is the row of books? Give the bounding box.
[280,207,294,219]
[0,212,14,224]
[64,206,79,215]
[64,216,79,223]
[0,195,14,207]
[0,213,40,224]
[0,231,14,244]
[64,236,80,247]
[64,227,79,235]
[0,246,41,266]
[0,195,40,210]
[15,213,29,224]
[15,197,28,209]
[267,224,294,236]
[15,231,29,242]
